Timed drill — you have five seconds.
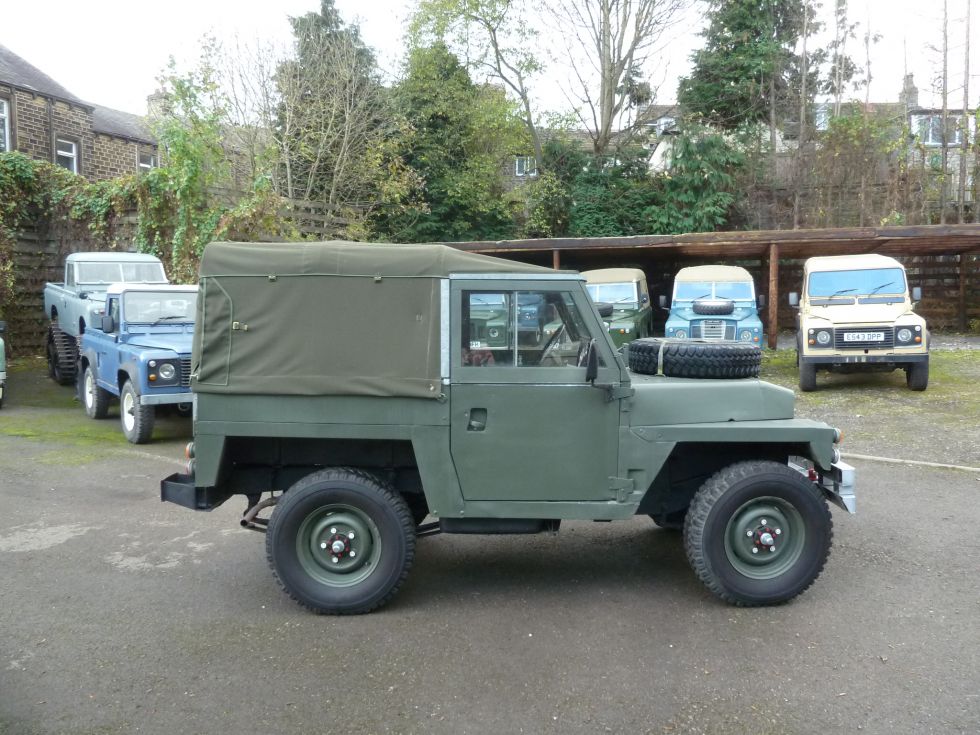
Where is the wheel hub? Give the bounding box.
[305,511,374,576]
[725,499,804,579]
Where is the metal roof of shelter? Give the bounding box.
[443,224,980,262]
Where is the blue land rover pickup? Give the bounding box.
[78,284,197,443]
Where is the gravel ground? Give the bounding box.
[1,359,978,735]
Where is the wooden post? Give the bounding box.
[552,249,560,270]
[959,253,968,331]
[768,243,780,349]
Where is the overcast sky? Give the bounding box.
[2,0,977,117]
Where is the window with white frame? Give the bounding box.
[911,113,965,146]
[55,137,78,173]
[814,103,831,132]
[0,98,10,152]
[515,155,537,177]
[138,152,157,171]
[653,116,675,135]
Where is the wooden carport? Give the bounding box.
[444,224,980,349]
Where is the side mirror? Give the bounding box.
[584,339,598,383]
[79,292,88,300]
[757,294,767,308]
[911,286,922,301]
[101,315,115,332]
[788,292,799,307]
[596,303,614,318]
[658,295,667,308]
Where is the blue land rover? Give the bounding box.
[661,265,765,346]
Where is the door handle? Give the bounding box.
[467,408,487,431]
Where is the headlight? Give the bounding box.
[809,328,832,347]
[489,328,499,339]
[675,329,688,339]
[739,329,752,341]
[158,362,176,380]
[897,328,912,343]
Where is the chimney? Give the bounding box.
[145,90,170,120]
[900,74,918,110]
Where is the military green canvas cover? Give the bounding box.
[193,241,553,398]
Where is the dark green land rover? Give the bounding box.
[162,241,854,614]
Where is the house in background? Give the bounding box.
[0,44,157,180]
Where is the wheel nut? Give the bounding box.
[320,542,327,549]
[746,530,753,537]
[330,527,337,534]
[752,548,759,554]
[760,518,767,525]
[775,528,781,535]
[349,550,356,558]
[770,546,776,552]
[348,532,355,539]
[332,557,339,564]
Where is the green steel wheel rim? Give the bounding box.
[295,504,382,588]
[724,497,805,580]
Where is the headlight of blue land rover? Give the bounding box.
[674,328,687,339]
[739,329,753,342]
[148,359,178,385]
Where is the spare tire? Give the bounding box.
[692,299,735,315]
[627,338,761,379]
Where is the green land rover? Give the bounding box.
[162,241,854,614]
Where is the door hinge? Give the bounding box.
[608,476,636,502]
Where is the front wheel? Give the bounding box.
[266,468,416,614]
[798,360,817,392]
[906,359,928,391]
[684,461,832,606]
[120,380,154,443]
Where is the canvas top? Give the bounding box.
[674,265,754,282]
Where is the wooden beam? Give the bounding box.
[768,243,780,349]
[552,249,560,270]
[959,253,968,331]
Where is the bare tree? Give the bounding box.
[547,0,689,156]
[941,0,949,224]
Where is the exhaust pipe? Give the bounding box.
[241,496,279,532]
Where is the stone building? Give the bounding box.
[0,44,157,180]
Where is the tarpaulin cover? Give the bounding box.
[192,241,552,398]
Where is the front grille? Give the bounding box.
[700,320,726,340]
[180,358,192,388]
[834,327,895,350]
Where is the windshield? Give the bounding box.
[586,282,637,307]
[123,291,197,324]
[674,281,754,300]
[808,267,906,297]
[76,261,167,285]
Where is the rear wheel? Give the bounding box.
[684,461,832,606]
[266,468,416,614]
[120,380,154,443]
[82,365,111,419]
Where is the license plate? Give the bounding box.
[843,332,884,342]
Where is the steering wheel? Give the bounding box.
[538,324,567,366]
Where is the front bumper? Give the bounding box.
[140,391,194,406]
[794,460,856,513]
[801,353,927,365]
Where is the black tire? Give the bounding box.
[683,461,832,606]
[627,338,761,379]
[799,360,817,392]
[266,468,416,614]
[82,364,111,419]
[119,379,154,443]
[692,299,735,315]
[906,359,928,391]
[175,402,193,418]
[47,326,78,385]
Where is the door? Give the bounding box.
[450,281,624,502]
[97,297,120,391]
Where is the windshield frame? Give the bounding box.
[122,291,198,324]
[673,280,755,301]
[806,267,908,299]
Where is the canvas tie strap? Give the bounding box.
[657,340,667,375]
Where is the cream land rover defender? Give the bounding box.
[790,254,928,392]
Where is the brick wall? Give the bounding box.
[91,136,155,180]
